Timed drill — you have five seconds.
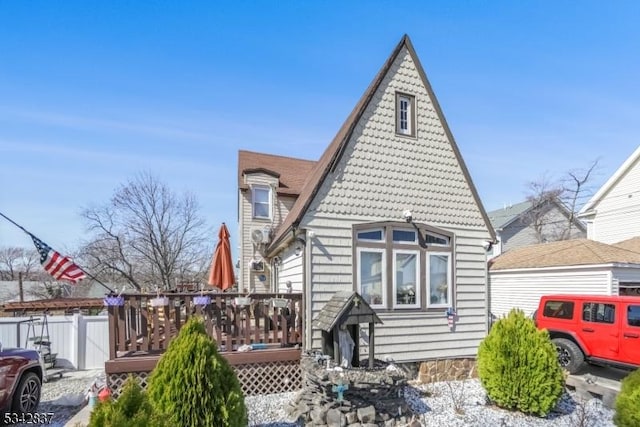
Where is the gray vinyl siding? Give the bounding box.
[612,266,640,284]
[238,172,297,292]
[489,267,614,318]
[276,246,303,294]
[295,46,492,362]
[499,205,585,253]
[589,154,640,244]
[301,218,490,361]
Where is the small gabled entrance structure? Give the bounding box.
[314,291,382,369]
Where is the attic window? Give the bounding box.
[396,92,415,137]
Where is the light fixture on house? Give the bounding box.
[402,209,429,249]
[294,236,306,256]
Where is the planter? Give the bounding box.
[271,298,289,308]
[234,297,252,306]
[150,297,169,307]
[193,295,211,306]
[103,296,124,306]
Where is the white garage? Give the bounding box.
[489,238,640,319]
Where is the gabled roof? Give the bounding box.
[614,236,640,254]
[238,150,316,196]
[313,291,382,332]
[579,145,640,216]
[268,34,496,250]
[487,198,586,232]
[487,201,534,230]
[489,238,640,271]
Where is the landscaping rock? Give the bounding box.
[357,405,376,423]
[289,353,414,425]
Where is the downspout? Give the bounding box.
[304,230,313,350]
[485,252,491,332]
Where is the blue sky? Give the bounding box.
[1,1,639,254]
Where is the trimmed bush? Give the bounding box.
[88,376,165,427]
[147,316,247,427]
[614,368,640,426]
[478,308,564,416]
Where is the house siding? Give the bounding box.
[587,154,640,244]
[239,172,296,292]
[500,206,585,253]
[276,246,303,293]
[296,46,491,362]
[612,266,640,284]
[489,268,613,318]
[302,219,489,361]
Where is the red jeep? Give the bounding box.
[534,294,640,374]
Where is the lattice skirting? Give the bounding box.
[234,359,302,396]
[107,371,150,400]
[107,360,301,398]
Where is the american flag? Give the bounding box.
[30,235,86,284]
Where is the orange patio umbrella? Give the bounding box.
[207,223,236,291]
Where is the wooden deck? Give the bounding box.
[106,291,303,360]
[104,292,305,396]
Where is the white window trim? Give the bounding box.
[392,249,421,309]
[396,93,415,137]
[392,228,417,244]
[252,185,271,219]
[427,252,452,309]
[357,246,386,309]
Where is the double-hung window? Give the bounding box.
[396,92,416,137]
[252,185,271,219]
[355,223,453,311]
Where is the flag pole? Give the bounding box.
[0,211,115,294]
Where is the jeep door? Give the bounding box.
[620,303,640,365]
[580,301,619,359]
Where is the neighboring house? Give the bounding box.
[488,239,640,318]
[237,150,316,293]
[579,145,640,244]
[237,35,496,363]
[486,198,586,259]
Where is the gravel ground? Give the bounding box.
[11,373,615,427]
[246,380,615,427]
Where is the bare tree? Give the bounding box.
[80,173,211,291]
[523,160,599,243]
[0,247,22,280]
[0,247,40,280]
[523,174,564,243]
[561,159,599,238]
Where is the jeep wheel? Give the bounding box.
[552,338,585,374]
[11,372,41,413]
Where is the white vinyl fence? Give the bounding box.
[0,314,109,370]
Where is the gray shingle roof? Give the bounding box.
[313,291,382,332]
[486,201,533,230]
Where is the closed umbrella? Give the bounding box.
[208,223,236,291]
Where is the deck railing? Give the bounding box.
[106,292,303,359]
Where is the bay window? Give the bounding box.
[354,222,454,311]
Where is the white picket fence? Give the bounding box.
[0,314,109,370]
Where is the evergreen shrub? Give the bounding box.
[147,316,247,427]
[477,308,564,416]
[88,376,165,427]
[614,368,640,426]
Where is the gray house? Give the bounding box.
[487,198,586,259]
[237,35,496,363]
